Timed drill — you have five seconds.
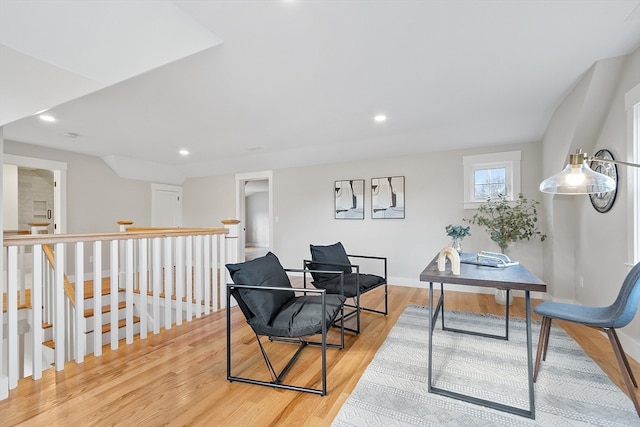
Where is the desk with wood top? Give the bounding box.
[420,254,547,419]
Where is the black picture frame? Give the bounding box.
[371,176,405,219]
[335,179,364,219]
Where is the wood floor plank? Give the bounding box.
[2,284,638,426]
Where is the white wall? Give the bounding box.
[2,164,18,229]
[541,47,640,359]
[270,142,544,285]
[179,141,544,286]
[181,174,236,227]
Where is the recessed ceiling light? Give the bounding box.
[63,132,78,138]
[248,146,264,151]
[179,149,190,156]
[39,114,56,122]
[374,114,387,123]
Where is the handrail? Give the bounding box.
[3,227,229,247]
[42,244,76,307]
[3,230,30,236]
[126,227,180,232]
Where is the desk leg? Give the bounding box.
[427,285,535,419]
[428,282,434,392]
[505,290,510,340]
[526,290,535,419]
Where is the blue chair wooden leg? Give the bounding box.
[607,328,640,416]
[534,316,551,382]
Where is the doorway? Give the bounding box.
[236,171,273,262]
[3,154,66,234]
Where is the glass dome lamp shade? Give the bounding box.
[539,153,616,195]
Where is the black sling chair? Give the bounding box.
[304,242,387,334]
[226,252,346,395]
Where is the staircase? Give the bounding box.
[42,278,140,353]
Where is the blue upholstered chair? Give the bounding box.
[533,262,640,416]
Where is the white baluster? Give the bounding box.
[93,241,102,356]
[219,235,227,309]
[185,236,193,322]
[211,235,219,312]
[164,237,172,330]
[75,241,85,362]
[194,235,203,318]
[125,239,134,344]
[54,242,65,370]
[175,236,184,326]
[138,238,148,339]
[109,240,118,350]
[7,247,19,388]
[31,244,43,380]
[152,238,161,334]
[203,235,211,315]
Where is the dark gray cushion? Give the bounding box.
[226,252,294,324]
[249,294,346,337]
[314,273,386,297]
[309,242,352,282]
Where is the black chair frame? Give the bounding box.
[304,254,387,334]
[226,269,345,396]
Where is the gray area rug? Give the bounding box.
[332,305,639,426]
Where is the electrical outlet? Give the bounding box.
[579,276,584,288]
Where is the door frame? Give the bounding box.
[235,170,273,262]
[4,154,67,234]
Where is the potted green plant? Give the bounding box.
[445,224,471,254]
[465,193,546,253]
[465,193,546,305]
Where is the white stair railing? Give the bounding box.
[1,225,233,401]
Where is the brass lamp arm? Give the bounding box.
[587,156,640,169]
[568,150,640,168]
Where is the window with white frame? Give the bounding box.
[463,151,521,209]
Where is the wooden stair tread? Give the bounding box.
[132,288,207,304]
[80,278,123,299]
[2,289,33,313]
[84,301,127,318]
[85,317,140,335]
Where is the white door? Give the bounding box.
[151,184,182,227]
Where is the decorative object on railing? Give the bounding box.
[117,220,134,232]
[2,223,237,401]
[28,222,50,235]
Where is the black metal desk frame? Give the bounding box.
[420,256,546,420]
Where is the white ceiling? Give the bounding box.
[2,0,640,183]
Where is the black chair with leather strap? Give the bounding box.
[226,251,345,396]
[304,241,387,334]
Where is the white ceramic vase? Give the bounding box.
[495,289,514,305]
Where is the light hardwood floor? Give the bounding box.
[2,284,639,426]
